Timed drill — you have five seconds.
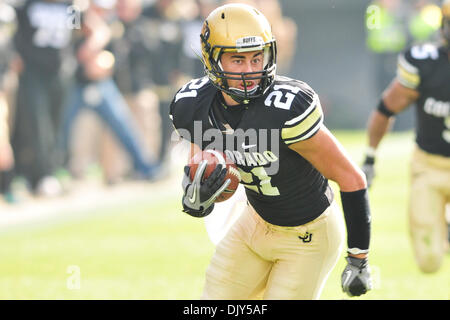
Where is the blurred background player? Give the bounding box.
[177,0,219,79]
[0,0,76,200]
[61,0,161,183]
[103,0,159,184]
[362,0,450,273]
[104,0,205,182]
[138,0,188,170]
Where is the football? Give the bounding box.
[188,149,241,202]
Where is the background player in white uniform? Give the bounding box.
[362,0,450,273]
[171,4,373,299]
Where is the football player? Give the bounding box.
[362,0,450,273]
[0,0,75,198]
[170,3,372,299]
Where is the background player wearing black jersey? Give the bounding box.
[362,0,450,273]
[61,0,162,183]
[0,0,75,199]
[170,4,372,299]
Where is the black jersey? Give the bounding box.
[170,76,333,226]
[13,0,74,74]
[397,43,450,157]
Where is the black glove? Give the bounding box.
[341,256,372,297]
[361,155,375,188]
[181,160,230,218]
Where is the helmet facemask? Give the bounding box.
[200,4,277,104]
[202,36,277,104]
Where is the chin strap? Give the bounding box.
[228,93,251,105]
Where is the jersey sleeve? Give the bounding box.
[396,43,441,90]
[396,48,421,90]
[280,83,323,145]
[169,88,193,143]
[169,77,211,143]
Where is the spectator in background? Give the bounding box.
[61,0,161,183]
[0,0,75,201]
[253,0,297,75]
[138,0,186,167]
[366,0,410,132]
[178,0,218,79]
[99,0,165,183]
[366,0,408,94]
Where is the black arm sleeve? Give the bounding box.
[340,188,371,253]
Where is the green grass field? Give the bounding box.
[0,131,448,300]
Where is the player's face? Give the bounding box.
[220,50,264,92]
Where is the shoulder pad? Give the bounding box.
[397,43,440,89]
[169,77,214,139]
[172,77,211,104]
[266,77,323,144]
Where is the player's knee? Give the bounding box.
[411,227,445,273]
[416,252,442,273]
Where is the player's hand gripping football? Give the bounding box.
[361,155,375,188]
[341,256,372,297]
[182,160,230,217]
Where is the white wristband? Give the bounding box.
[347,248,369,255]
